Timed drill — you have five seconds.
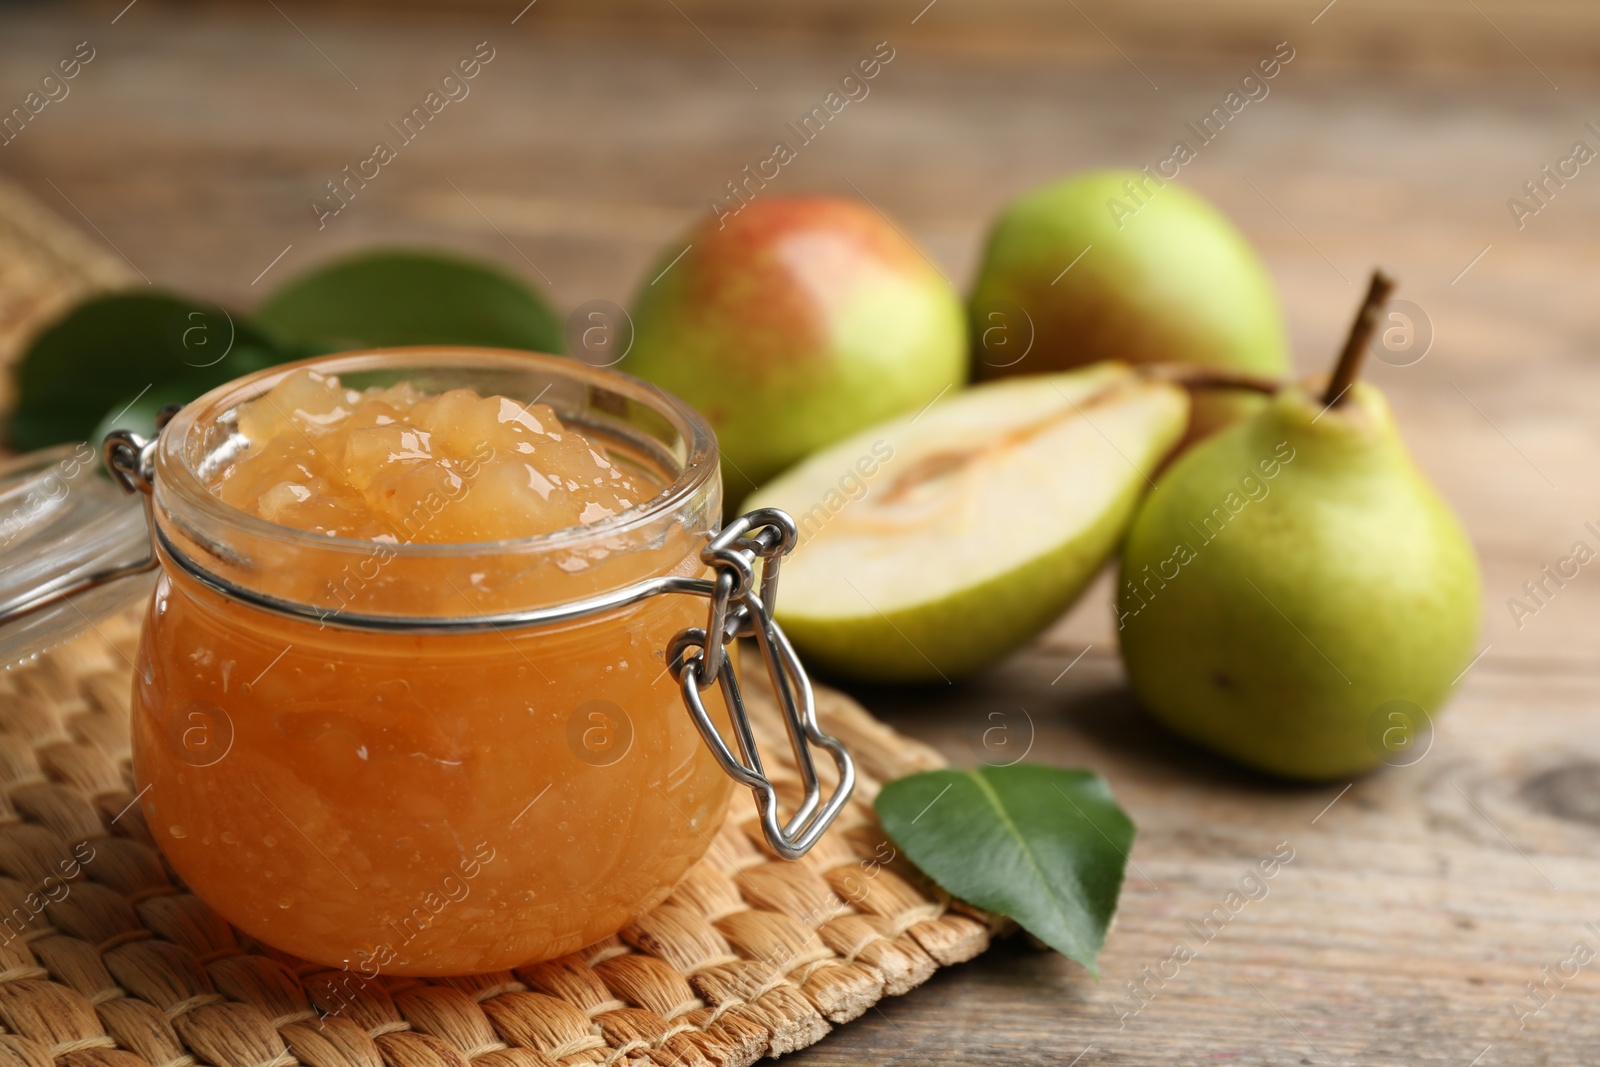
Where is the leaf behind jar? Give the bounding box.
[255,249,564,357]
[7,292,284,451]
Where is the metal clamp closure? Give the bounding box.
[667,510,855,861]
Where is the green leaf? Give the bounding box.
[256,249,564,355]
[87,379,212,449]
[7,293,286,451]
[875,763,1133,973]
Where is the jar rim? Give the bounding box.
[156,347,720,560]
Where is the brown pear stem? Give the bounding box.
[1323,269,1397,406]
[1141,364,1285,396]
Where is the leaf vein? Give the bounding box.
[964,768,1091,960]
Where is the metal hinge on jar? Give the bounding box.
[668,510,855,860]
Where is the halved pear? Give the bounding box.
[745,362,1188,682]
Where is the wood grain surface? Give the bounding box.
[2,3,1598,1063]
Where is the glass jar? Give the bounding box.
[0,348,852,977]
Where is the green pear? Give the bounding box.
[969,170,1289,441]
[746,363,1187,683]
[1117,276,1481,779]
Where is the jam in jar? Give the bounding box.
[108,350,850,975]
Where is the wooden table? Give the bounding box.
[3,3,1598,1063]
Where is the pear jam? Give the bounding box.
[212,369,647,541]
[132,367,733,976]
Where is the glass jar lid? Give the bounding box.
[0,442,154,665]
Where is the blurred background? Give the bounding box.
[3,2,1599,1061]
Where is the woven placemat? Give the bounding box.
[0,612,996,1067]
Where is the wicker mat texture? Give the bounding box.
[0,610,996,1067]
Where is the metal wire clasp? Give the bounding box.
[668,509,855,861]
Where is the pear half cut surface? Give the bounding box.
[746,363,1188,682]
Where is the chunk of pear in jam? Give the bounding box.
[217,369,647,543]
[745,362,1188,682]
